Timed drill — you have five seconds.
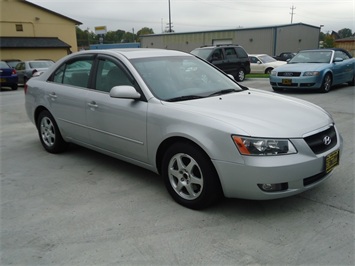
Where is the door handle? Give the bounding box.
[49,92,57,100]
[88,101,98,109]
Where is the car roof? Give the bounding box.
[75,48,190,60]
[196,44,241,49]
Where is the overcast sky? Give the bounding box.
[28,0,354,34]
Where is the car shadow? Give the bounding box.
[67,144,317,217]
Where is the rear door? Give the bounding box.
[46,55,95,143]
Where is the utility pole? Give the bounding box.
[168,0,172,32]
[290,5,296,23]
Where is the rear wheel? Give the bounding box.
[162,141,222,209]
[235,68,246,82]
[37,110,67,153]
[319,73,332,93]
[11,84,18,90]
[348,74,355,86]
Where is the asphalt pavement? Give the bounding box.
[1,79,354,265]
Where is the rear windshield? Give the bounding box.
[29,61,54,68]
[0,61,10,68]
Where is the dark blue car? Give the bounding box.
[269,48,355,93]
[0,61,18,90]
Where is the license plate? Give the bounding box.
[0,78,6,83]
[282,79,292,85]
[325,150,339,173]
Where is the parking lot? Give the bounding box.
[1,79,354,265]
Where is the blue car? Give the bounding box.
[269,48,355,93]
[0,61,18,90]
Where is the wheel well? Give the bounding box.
[34,106,49,129]
[156,137,210,175]
[265,67,273,74]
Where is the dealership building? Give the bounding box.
[140,23,321,56]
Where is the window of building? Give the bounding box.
[15,24,23,32]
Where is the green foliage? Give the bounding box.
[75,26,155,48]
[323,35,335,48]
[338,28,352,38]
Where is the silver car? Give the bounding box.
[15,60,54,84]
[25,49,343,209]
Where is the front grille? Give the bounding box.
[304,126,337,154]
[278,72,301,77]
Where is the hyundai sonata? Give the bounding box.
[25,49,342,209]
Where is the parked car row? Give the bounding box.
[190,45,355,93]
[0,59,54,90]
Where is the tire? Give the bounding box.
[348,74,355,86]
[11,84,18,90]
[265,68,273,75]
[162,141,222,209]
[319,73,332,93]
[235,68,246,82]
[37,110,67,153]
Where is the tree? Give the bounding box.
[323,34,335,48]
[338,28,352,38]
[136,27,154,42]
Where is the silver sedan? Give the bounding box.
[25,49,343,209]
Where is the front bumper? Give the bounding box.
[213,131,343,200]
[269,76,322,89]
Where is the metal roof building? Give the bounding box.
[140,23,321,56]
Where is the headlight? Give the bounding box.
[232,135,297,156]
[270,70,277,76]
[303,71,320,76]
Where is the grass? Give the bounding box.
[246,73,269,78]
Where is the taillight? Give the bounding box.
[24,84,28,94]
[12,69,17,75]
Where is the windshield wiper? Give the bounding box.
[166,95,205,102]
[208,88,240,97]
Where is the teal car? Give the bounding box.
[269,48,355,93]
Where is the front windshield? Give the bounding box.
[289,51,332,64]
[131,56,242,101]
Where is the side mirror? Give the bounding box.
[333,57,343,63]
[110,86,141,99]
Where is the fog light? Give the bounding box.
[258,183,288,192]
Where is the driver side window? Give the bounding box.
[95,59,134,93]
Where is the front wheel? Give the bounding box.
[319,73,332,93]
[265,68,273,75]
[37,110,67,153]
[162,142,222,209]
[235,68,246,82]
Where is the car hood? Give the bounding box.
[273,63,329,72]
[165,89,332,138]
